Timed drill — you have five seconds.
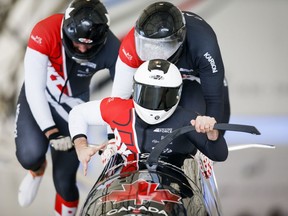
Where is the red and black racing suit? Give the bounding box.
[69,97,228,167]
[14,14,120,204]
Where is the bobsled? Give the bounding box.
[79,124,273,216]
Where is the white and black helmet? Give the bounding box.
[135,1,186,63]
[133,59,183,125]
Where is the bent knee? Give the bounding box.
[16,149,46,171]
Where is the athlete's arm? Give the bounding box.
[189,116,228,161]
[24,48,55,131]
[185,12,225,122]
[190,116,219,141]
[73,135,105,176]
[69,100,107,175]
[111,57,136,98]
[103,31,121,80]
[198,44,225,123]
[68,100,106,140]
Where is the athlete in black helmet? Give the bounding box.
[112,1,230,125]
[62,0,110,62]
[14,0,120,214]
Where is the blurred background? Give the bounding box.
[0,0,287,215]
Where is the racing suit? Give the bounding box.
[112,12,230,124]
[14,13,120,212]
[69,97,228,165]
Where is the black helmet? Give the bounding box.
[62,0,109,62]
[135,1,186,63]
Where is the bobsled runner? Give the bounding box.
[79,123,274,216]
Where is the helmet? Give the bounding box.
[62,0,110,62]
[132,59,182,125]
[135,1,186,63]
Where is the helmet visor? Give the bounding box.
[135,27,184,61]
[133,83,182,111]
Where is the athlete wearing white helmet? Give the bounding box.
[68,59,228,178]
[133,59,182,124]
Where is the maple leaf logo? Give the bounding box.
[100,179,181,205]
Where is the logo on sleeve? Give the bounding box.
[203,52,218,73]
[31,35,42,45]
[122,48,133,61]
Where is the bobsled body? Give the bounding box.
[80,153,209,216]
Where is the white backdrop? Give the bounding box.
[0,0,287,215]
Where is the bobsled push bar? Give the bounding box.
[147,123,260,168]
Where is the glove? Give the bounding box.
[194,150,213,179]
[101,139,117,165]
[49,132,73,151]
[101,130,133,166]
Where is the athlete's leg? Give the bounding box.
[15,84,48,206]
[15,85,48,170]
[50,108,80,215]
[51,148,79,216]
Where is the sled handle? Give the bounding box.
[146,123,260,169]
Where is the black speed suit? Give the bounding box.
[112,11,230,124]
